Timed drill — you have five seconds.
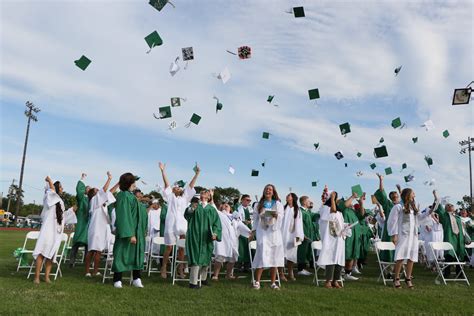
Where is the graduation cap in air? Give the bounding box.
[404,174,415,183]
[145,31,163,53]
[171,97,186,107]
[344,163,348,168]
[335,151,344,160]
[391,117,403,129]
[452,87,472,105]
[238,46,252,59]
[213,96,223,113]
[292,6,305,18]
[442,130,450,138]
[153,106,172,119]
[314,143,320,151]
[351,185,363,198]
[370,163,376,170]
[374,145,388,158]
[424,179,436,186]
[267,95,274,103]
[182,47,194,61]
[168,120,177,130]
[169,57,181,76]
[251,169,259,177]
[261,160,266,168]
[74,55,91,71]
[412,137,418,144]
[385,167,393,175]
[339,122,351,136]
[185,113,201,127]
[312,181,318,187]
[421,120,435,131]
[356,171,363,177]
[394,65,402,76]
[424,155,433,168]
[228,166,235,175]
[215,67,231,84]
[308,88,320,100]
[262,132,270,139]
[379,137,384,144]
[401,163,407,170]
[149,0,174,11]
[357,152,362,158]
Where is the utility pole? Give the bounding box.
[6,179,16,212]
[460,136,473,210]
[14,101,40,224]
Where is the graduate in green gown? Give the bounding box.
[373,173,401,263]
[233,194,253,272]
[186,188,222,289]
[297,196,318,276]
[112,173,148,289]
[357,207,374,269]
[69,173,90,266]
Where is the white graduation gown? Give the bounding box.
[251,201,285,269]
[424,216,444,262]
[87,189,116,252]
[214,212,251,261]
[147,208,162,254]
[387,204,430,262]
[33,190,65,262]
[163,185,196,245]
[317,205,345,267]
[281,206,304,263]
[233,205,253,227]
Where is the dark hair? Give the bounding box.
[257,184,280,214]
[299,196,309,206]
[53,181,63,226]
[191,196,199,204]
[388,191,398,201]
[119,173,135,191]
[133,189,142,195]
[241,194,250,201]
[401,188,418,215]
[285,193,299,219]
[87,188,97,202]
[324,191,338,208]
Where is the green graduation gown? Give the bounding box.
[339,200,361,261]
[186,203,222,267]
[374,189,394,262]
[358,209,373,261]
[297,207,317,264]
[159,203,168,254]
[72,180,89,246]
[112,191,148,272]
[237,206,252,263]
[435,205,465,260]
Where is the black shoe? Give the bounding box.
[201,280,210,286]
[189,283,201,289]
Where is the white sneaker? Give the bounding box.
[270,283,280,290]
[85,273,92,277]
[132,278,144,288]
[114,281,123,288]
[344,273,359,281]
[297,269,312,276]
[94,272,102,277]
[353,266,362,275]
[252,281,260,290]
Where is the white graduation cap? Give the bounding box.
[421,120,435,131]
[440,196,450,205]
[169,57,180,76]
[228,165,235,175]
[168,120,177,131]
[217,67,231,84]
[423,179,436,186]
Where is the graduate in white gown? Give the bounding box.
[250,184,284,290]
[147,199,162,254]
[33,176,65,284]
[318,191,345,289]
[158,162,199,278]
[387,188,431,289]
[423,212,444,267]
[279,193,303,281]
[213,203,251,280]
[85,172,115,277]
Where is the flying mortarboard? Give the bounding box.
[402,163,407,170]
[182,47,194,61]
[251,170,259,177]
[314,143,320,150]
[391,117,402,129]
[374,145,388,158]
[385,167,393,175]
[228,166,235,175]
[153,106,172,119]
[267,95,274,103]
[238,46,252,59]
[394,65,402,76]
[74,55,91,71]
[404,174,414,183]
[169,57,180,76]
[261,160,266,168]
[421,120,435,131]
[308,88,320,100]
[412,137,418,144]
[344,163,348,168]
[216,67,231,84]
[370,163,376,170]
[335,151,344,160]
[351,185,363,198]
[452,88,472,105]
[442,130,450,138]
[292,6,305,18]
[184,113,201,128]
[262,132,270,139]
[171,97,186,107]
[145,31,163,53]
[149,0,174,11]
[379,137,384,143]
[312,181,318,187]
[357,152,362,158]
[213,96,223,113]
[424,155,433,168]
[339,122,351,136]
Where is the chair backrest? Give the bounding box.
[429,241,454,251]
[311,240,322,250]
[176,238,186,248]
[249,240,257,250]
[66,232,75,247]
[26,231,40,240]
[465,242,474,249]
[152,236,165,245]
[375,241,396,251]
[61,233,69,242]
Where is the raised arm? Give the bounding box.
[344,192,358,208]
[103,171,112,192]
[110,182,119,193]
[45,176,55,191]
[330,192,337,213]
[159,162,170,189]
[189,165,200,189]
[377,173,384,192]
[358,193,366,217]
[396,184,402,194]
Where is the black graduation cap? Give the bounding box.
[335,152,344,160]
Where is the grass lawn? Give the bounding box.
[0,230,472,315]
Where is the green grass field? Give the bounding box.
[0,230,472,315]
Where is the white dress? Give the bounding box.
[162,185,196,245]
[281,206,304,263]
[214,211,251,262]
[251,201,285,269]
[424,216,444,262]
[387,204,430,262]
[88,189,116,252]
[33,189,65,262]
[147,208,162,254]
[317,205,345,267]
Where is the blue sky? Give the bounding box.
[1,0,473,207]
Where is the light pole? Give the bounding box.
[460,137,473,210]
[14,101,40,224]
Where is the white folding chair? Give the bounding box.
[63,232,74,263]
[16,231,40,272]
[311,241,344,287]
[375,241,404,285]
[148,236,174,277]
[27,233,68,280]
[102,235,115,283]
[248,240,281,287]
[172,239,193,285]
[429,242,470,286]
[465,242,473,265]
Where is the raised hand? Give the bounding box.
[107,171,112,179]
[45,176,51,183]
[376,173,383,180]
[81,173,87,179]
[159,162,166,172]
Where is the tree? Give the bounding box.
[61,191,76,210]
[456,195,472,212]
[212,187,241,205]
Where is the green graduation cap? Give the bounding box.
[189,113,201,125]
[308,88,320,100]
[404,174,414,183]
[339,122,351,136]
[379,137,384,143]
[402,163,407,170]
[74,55,91,71]
[391,117,402,129]
[311,181,318,187]
[442,130,450,138]
[158,106,172,119]
[193,162,198,173]
[145,31,163,49]
[149,0,169,11]
[314,143,320,150]
[251,169,259,177]
[267,95,274,103]
[293,6,305,18]
[385,167,393,175]
[374,145,388,158]
[261,160,266,167]
[357,152,362,158]
[412,137,418,144]
[216,102,223,113]
[351,184,363,198]
[175,180,186,188]
[262,132,270,139]
[425,155,433,168]
[370,163,376,170]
